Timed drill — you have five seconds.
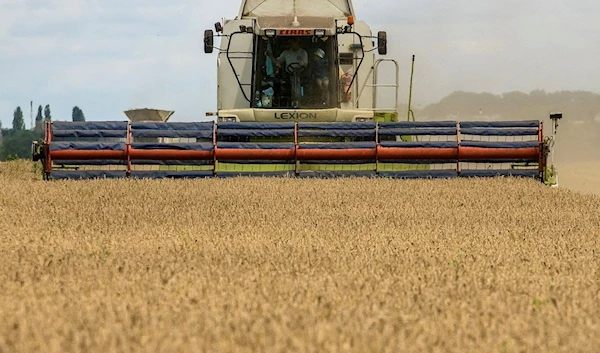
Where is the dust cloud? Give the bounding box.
[553,122,600,196]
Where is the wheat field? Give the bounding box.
[1,160,599,353]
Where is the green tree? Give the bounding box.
[0,129,44,161]
[13,107,25,131]
[44,104,52,121]
[35,105,44,131]
[72,106,86,122]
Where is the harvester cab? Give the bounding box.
[204,0,396,122]
[32,0,560,183]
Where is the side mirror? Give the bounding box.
[377,31,387,55]
[204,29,214,54]
[214,22,223,33]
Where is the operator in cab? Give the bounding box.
[310,48,329,92]
[266,37,308,71]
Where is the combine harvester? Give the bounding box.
[32,0,560,183]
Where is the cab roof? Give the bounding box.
[239,0,354,18]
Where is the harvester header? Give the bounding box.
[33,118,557,183]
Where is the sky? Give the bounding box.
[1,0,599,127]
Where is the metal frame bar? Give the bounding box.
[44,120,52,180]
[538,121,545,180]
[456,122,461,176]
[126,123,132,177]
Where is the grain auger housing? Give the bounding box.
[31,0,559,184]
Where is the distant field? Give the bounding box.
[557,162,600,196]
[1,161,599,353]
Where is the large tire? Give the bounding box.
[204,29,214,54]
[377,31,387,55]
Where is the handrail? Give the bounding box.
[356,59,400,113]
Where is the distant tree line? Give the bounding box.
[1,104,86,160]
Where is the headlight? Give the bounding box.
[356,117,373,122]
[264,29,276,38]
[218,117,237,122]
[314,29,326,37]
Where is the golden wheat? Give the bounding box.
[1,161,599,353]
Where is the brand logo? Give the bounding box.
[278,29,313,36]
[274,112,318,120]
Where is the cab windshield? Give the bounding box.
[253,36,338,109]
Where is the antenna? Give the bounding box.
[407,55,416,122]
[30,101,33,130]
[549,112,562,166]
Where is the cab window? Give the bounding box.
[253,36,338,109]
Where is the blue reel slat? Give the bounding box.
[379,170,459,179]
[218,122,295,129]
[380,121,457,128]
[460,169,541,178]
[298,142,376,149]
[217,142,295,150]
[52,121,128,131]
[460,128,540,136]
[52,130,128,138]
[50,170,127,180]
[130,171,214,179]
[297,129,375,138]
[380,141,459,149]
[378,128,457,136]
[299,122,376,130]
[460,120,539,128]
[50,142,125,151]
[460,141,539,149]
[130,143,214,151]
[217,129,294,138]
[132,122,214,130]
[131,130,214,139]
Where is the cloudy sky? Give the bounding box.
[1,0,599,127]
